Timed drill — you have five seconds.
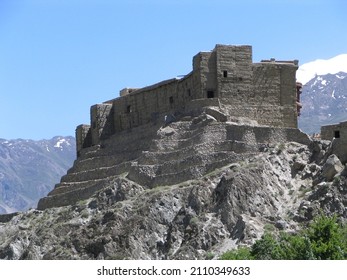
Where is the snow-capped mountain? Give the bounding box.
[0,137,76,214]
[296,54,347,85]
[298,71,347,134]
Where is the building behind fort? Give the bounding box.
[321,121,347,164]
[76,44,301,156]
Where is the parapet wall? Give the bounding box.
[76,44,299,156]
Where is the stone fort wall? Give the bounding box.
[76,44,299,156]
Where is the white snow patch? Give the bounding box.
[321,79,327,86]
[54,138,67,149]
[336,74,346,79]
[331,90,336,99]
[296,54,347,85]
[2,141,13,147]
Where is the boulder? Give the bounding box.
[321,154,344,181]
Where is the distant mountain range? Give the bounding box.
[0,137,76,214]
[298,71,347,134]
[297,54,347,134]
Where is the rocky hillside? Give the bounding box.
[298,72,347,134]
[0,137,76,214]
[0,110,346,260]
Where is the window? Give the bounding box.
[169,96,174,108]
[207,91,214,98]
[187,89,191,96]
[126,105,132,113]
[334,130,340,138]
[223,70,228,78]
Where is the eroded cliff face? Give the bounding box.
[1,110,346,260]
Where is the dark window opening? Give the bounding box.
[223,70,228,78]
[207,91,215,98]
[238,77,243,82]
[169,96,174,108]
[334,130,340,138]
[187,89,191,96]
[126,105,132,113]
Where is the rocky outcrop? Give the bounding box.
[37,107,310,210]
[321,154,344,181]
[1,137,346,260]
[1,108,347,260]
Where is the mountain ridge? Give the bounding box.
[298,71,347,134]
[0,136,76,213]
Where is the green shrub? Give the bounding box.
[305,215,347,260]
[250,233,281,259]
[263,223,276,233]
[220,247,253,260]
[205,252,215,260]
[220,215,347,260]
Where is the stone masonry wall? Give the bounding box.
[216,45,253,98]
[76,124,91,157]
[91,104,114,146]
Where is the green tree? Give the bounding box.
[220,215,347,260]
[250,233,282,259]
[305,215,347,260]
[273,233,315,259]
[220,247,253,260]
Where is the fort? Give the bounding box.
[76,44,301,156]
[37,44,310,210]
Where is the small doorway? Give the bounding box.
[334,130,340,138]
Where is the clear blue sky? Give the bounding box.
[1,0,346,140]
